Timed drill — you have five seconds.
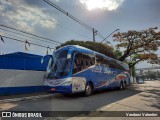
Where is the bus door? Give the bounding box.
[72,52,96,86]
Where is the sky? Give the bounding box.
[0,0,160,68]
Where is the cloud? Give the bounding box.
[79,0,124,11]
[50,0,60,2]
[0,0,57,33]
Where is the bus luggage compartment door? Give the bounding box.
[72,77,86,93]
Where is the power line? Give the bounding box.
[44,0,93,31]
[0,24,61,44]
[44,0,106,42]
[5,0,92,40]
[0,30,56,49]
[1,35,55,49]
[0,27,57,45]
[44,0,104,42]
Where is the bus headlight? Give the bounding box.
[61,81,72,86]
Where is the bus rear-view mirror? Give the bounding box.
[67,53,71,59]
[41,55,52,64]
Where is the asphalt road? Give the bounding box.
[0,80,160,120]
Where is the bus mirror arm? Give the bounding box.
[41,55,52,64]
[41,59,44,64]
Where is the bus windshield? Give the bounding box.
[46,50,72,79]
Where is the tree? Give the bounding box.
[56,40,117,59]
[113,27,160,68]
[150,57,160,65]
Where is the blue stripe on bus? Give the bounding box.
[0,86,45,95]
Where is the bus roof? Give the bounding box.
[57,45,94,54]
[56,45,129,70]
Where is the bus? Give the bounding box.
[42,45,130,96]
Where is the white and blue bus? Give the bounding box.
[43,45,130,96]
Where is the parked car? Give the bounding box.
[137,78,144,84]
[145,78,148,81]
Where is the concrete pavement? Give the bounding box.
[0,80,159,120]
[69,80,160,119]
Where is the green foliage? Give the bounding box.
[114,49,122,59]
[56,40,117,59]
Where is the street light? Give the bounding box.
[101,29,120,43]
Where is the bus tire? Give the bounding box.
[123,81,127,89]
[119,81,124,90]
[84,82,93,97]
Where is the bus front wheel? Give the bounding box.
[123,81,127,89]
[84,82,93,96]
[119,81,124,90]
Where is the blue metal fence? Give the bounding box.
[0,52,49,71]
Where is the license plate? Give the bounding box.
[51,88,56,91]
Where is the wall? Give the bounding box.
[0,52,49,95]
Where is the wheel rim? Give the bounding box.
[86,84,92,95]
[120,83,123,89]
[124,83,126,89]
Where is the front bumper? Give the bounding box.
[44,85,72,94]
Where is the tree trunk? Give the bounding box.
[119,55,128,61]
[129,59,142,68]
[118,49,131,61]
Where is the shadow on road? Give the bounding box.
[6,87,142,111]
[1,81,159,119]
[140,88,160,110]
[0,87,144,119]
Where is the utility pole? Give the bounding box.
[92,28,97,42]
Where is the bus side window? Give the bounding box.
[73,55,81,74]
[90,61,94,65]
[83,60,86,69]
[73,53,95,74]
[88,61,91,67]
[96,54,119,70]
[85,60,91,68]
[80,60,84,69]
[96,55,103,65]
[111,60,125,70]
